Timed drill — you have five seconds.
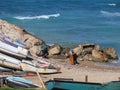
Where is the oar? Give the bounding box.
[36,69,47,90]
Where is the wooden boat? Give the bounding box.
[22,60,50,68]
[0,53,59,74]
[46,79,120,90]
[0,34,26,48]
[3,37,26,48]
[0,36,28,58]
[0,66,12,72]
[0,53,21,70]
[6,77,39,88]
[32,56,51,65]
[20,62,60,74]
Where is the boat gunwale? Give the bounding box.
[45,80,102,85]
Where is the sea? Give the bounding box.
[0,0,120,64]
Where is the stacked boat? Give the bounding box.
[21,61,59,74]
[0,35,60,74]
[0,35,28,58]
[0,53,21,70]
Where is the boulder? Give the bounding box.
[29,46,41,57]
[48,45,61,55]
[73,45,83,56]
[92,49,107,62]
[23,34,43,48]
[22,33,44,55]
[104,48,118,59]
[73,44,95,55]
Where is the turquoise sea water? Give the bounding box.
[0,0,120,64]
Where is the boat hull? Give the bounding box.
[21,63,58,74]
[0,61,21,70]
[0,53,21,70]
[46,80,101,90]
[46,80,120,90]
[0,38,28,58]
[6,77,39,88]
[0,66,12,72]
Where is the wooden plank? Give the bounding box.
[36,70,47,90]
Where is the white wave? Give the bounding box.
[100,11,120,17]
[108,3,116,6]
[14,13,60,20]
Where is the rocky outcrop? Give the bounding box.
[73,44,118,62]
[0,19,118,62]
[0,19,44,56]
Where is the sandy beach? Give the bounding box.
[0,58,120,89]
[24,58,120,87]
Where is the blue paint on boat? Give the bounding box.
[14,40,26,48]
[2,37,26,48]
[0,34,26,48]
[7,77,33,84]
[3,37,18,48]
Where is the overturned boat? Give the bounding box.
[5,77,39,88]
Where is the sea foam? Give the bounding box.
[14,13,60,20]
[100,11,120,17]
[108,3,116,6]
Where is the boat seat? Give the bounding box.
[54,78,73,81]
